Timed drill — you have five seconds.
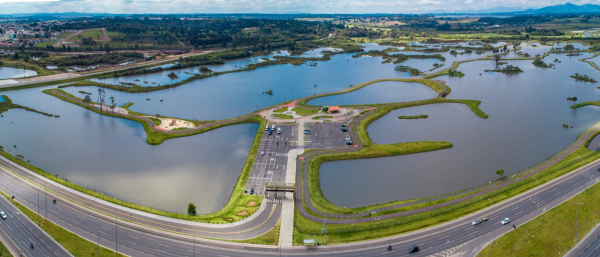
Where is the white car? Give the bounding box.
[501,217,510,225]
[472,219,482,226]
[0,211,6,220]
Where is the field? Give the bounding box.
[56,31,76,40]
[79,29,105,40]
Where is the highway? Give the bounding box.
[1,132,600,256]
[0,189,71,257]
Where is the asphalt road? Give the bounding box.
[0,191,71,257]
[2,128,600,256]
[567,221,600,257]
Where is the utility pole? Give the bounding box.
[576,203,584,242]
[98,231,100,257]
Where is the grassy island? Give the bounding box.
[398,115,428,119]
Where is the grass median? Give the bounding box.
[0,240,9,257]
[0,190,124,257]
[477,175,600,257]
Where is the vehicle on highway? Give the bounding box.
[265,124,269,131]
[482,216,488,221]
[250,188,254,195]
[501,217,511,225]
[277,128,281,134]
[388,245,393,251]
[304,130,310,134]
[472,219,482,226]
[409,245,419,254]
[0,211,6,220]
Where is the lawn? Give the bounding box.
[0,240,9,257]
[56,32,76,40]
[291,107,320,117]
[273,113,295,119]
[477,178,600,257]
[79,29,105,40]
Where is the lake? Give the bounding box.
[0,87,258,214]
[0,67,37,79]
[318,52,600,208]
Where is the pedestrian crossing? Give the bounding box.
[265,198,284,204]
[427,242,466,257]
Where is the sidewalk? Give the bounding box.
[279,121,304,246]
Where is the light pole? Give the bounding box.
[526,232,534,257]
[576,203,584,242]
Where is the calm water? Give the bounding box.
[61,50,413,120]
[319,52,600,207]
[0,67,37,79]
[307,81,439,106]
[0,87,258,213]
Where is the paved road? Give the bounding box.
[3,150,600,257]
[0,191,71,257]
[567,222,600,257]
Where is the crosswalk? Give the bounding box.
[265,198,284,204]
[427,242,466,257]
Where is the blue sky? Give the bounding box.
[0,0,598,14]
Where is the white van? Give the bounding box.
[277,128,281,134]
[271,125,276,130]
[265,124,269,131]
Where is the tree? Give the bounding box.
[83,95,91,107]
[97,88,106,112]
[495,169,505,180]
[109,96,116,114]
[494,55,502,63]
[187,203,197,215]
[15,154,24,160]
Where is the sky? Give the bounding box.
[0,0,599,14]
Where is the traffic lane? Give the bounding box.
[579,235,600,257]
[1,167,287,256]
[0,192,68,257]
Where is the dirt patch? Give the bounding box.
[247,201,257,206]
[236,211,248,216]
[225,218,233,222]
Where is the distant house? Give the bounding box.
[328,106,340,114]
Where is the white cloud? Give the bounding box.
[1,0,600,14]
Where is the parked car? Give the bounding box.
[304,130,311,134]
[472,219,482,226]
[261,151,265,156]
[501,217,511,225]
[268,130,273,135]
[408,245,419,254]
[250,188,254,195]
[0,211,6,220]
[277,128,281,134]
[265,124,269,131]
[345,138,353,145]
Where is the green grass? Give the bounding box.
[312,115,333,120]
[398,115,428,119]
[79,29,105,40]
[571,101,600,109]
[273,108,287,113]
[0,239,9,257]
[273,114,294,119]
[56,32,76,40]
[477,176,600,257]
[291,107,320,117]
[149,117,161,126]
[0,190,125,257]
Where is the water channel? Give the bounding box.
[0,67,37,80]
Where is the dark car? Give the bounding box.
[340,124,348,132]
[250,188,254,195]
[409,246,419,254]
[268,130,273,135]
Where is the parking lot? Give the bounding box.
[245,124,297,196]
[304,121,354,148]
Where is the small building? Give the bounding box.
[328,106,340,114]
